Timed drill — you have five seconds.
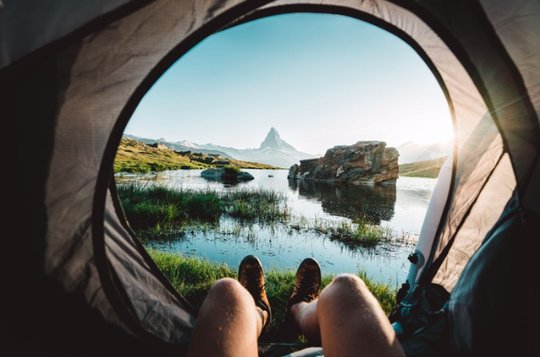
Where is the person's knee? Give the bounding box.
[212,277,243,291]
[332,273,366,288]
[319,274,368,307]
[328,273,367,294]
[207,278,250,305]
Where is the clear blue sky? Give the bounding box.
[126,13,453,155]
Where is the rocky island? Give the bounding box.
[201,167,254,182]
[288,141,399,184]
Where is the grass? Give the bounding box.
[222,165,240,178]
[399,156,447,178]
[118,184,223,232]
[117,184,290,235]
[115,138,208,173]
[148,250,397,338]
[115,137,279,173]
[330,217,393,247]
[118,183,398,248]
[289,215,394,247]
[224,189,290,222]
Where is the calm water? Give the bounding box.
[117,169,436,285]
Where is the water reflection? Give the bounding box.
[149,220,412,283]
[117,169,436,284]
[289,180,396,224]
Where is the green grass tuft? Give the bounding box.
[117,184,290,233]
[330,217,393,247]
[222,165,240,179]
[223,189,291,222]
[118,184,223,231]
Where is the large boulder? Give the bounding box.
[201,167,254,181]
[288,141,398,184]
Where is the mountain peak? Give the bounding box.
[260,127,291,150]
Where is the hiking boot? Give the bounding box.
[283,258,321,340]
[238,255,272,333]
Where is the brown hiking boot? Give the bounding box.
[289,258,322,307]
[238,255,272,332]
[283,258,321,340]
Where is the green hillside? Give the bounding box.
[399,156,447,178]
[114,137,277,173]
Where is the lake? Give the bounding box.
[116,169,436,286]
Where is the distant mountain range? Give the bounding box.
[397,141,452,164]
[123,134,233,158]
[125,130,449,168]
[124,128,315,168]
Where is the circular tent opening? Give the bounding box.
[99,6,462,348]
[112,12,454,341]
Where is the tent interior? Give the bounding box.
[3,0,539,356]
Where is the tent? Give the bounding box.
[2,0,539,355]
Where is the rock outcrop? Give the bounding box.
[201,167,254,182]
[288,141,398,184]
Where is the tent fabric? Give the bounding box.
[104,189,195,340]
[3,0,540,355]
[432,153,515,291]
[0,0,133,68]
[479,0,540,129]
[448,200,540,356]
[479,0,540,217]
[483,0,540,210]
[426,113,507,290]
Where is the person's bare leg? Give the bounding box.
[187,278,268,357]
[317,274,405,357]
[290,300,320,342]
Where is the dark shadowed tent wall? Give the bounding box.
[2,0,539,356]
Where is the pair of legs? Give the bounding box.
[187,258,404,357]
